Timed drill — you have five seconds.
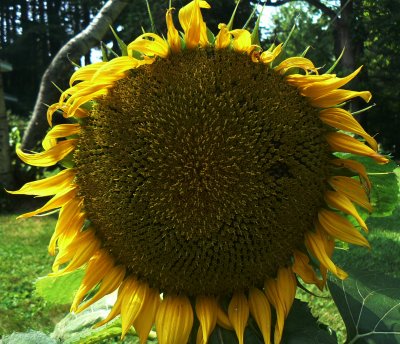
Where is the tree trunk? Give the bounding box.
[22,0,129,150]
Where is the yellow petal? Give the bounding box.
[324,190,368,232]
[51,228,100,275]
[155,295,194,344]
[275,57,317,74]
[70,61,107,86]
[178,0,210,49]
[215,23,231,49]
[17,139,78,167]
[71,249,124,312]
[286,73,335,88]
[228,292,249,344]
[216,304,233,330]
[133,287,161,344]
[120,277,149,339]
[301,66,363,98]
[248,288,271,344]
[265,267,296,344]
[17,186,77,219]
[311,89,372,107]
[260,43,283,64]
[230,29,253,53]
[292,250,325,290]
[320,108,377,151]
[48,197,84,255]
[166,8,181,53]
[42,124,81,151]
[94,279,126,328]
[331,158,371,190]
[8,169,75,197]
[326,132,388,163]
[305,230,348,280]
[128,33,169,58]
[195,296,218,344]
[318,209,370,248]
[77,264,125,313]
[329,175,372,212]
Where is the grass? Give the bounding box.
[0,169,399,342]
[0,212,69,336]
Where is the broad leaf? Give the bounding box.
[281,299,338,344]
[329,272,400,343]
[35,269,84,305]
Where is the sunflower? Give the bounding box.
[11,1,388,344]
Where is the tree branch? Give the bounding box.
[22,0,128,150]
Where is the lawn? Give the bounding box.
[0,213,68,335]
[0,166,399,343]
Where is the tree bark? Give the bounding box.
[22,0,128,150]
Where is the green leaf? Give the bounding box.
[281,299,338,344]
[35,269,84,305]
[352,155,398,217]
[109,26,128,56]
[329,272,400,344]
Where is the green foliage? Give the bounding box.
[267,2,336,69]
[35,269,85,306]
[329,273,400,344]
[0,214,68,335]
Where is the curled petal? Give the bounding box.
[215,23,231,49]
[70,61,107,86]
[292,250,325,290]
[166,8,181,53]
[179,0,210,49]
[275,57,317,74]
[17,139,78,167]
[128,33,169,58]
[260,43,283,64]
[42,124,81,151]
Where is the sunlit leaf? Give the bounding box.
[35,269,84,305]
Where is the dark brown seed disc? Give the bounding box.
[74,49,331,296]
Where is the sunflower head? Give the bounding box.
[12,1,388,343]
